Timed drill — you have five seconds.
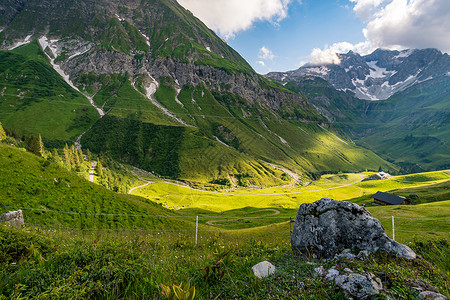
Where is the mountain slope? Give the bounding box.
[275,71,450,172]
[0,0,394,185]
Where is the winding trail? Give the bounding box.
[128,181,152,194]
[205,209,280,225]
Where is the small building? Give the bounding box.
[372,191,410,206]
[368,172,392,180]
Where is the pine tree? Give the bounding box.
[38,134,46,158]
[71,145,80,167]
[96,160,103,177]
[0,122,6,140]
[77,148,84,164]
[63,144,72,169]
[86,149,92,162]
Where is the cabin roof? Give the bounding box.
[372,191,407,205]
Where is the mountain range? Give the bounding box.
[268,48,450,101]
[2,0,446,187]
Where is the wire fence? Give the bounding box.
[1,205,448,240]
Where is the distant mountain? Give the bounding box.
[267,48,450,100]
[0,0,394,186]
[272,63,450,172]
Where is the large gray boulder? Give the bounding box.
[291,198,416,259]
[0,210,24,228]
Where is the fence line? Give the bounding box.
[0,205,291,219]
[2,205,449,221]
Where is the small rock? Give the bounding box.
[335,272,383,299]
[417,291,448,300]
[0,210,24,228]
[344,268,353,273]
[313,266,325,278]
[252,261,276,279]
[357,250,370,259]
[325,268,340,281]
[407,279,439,293]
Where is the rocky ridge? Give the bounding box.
[267,48,450,100]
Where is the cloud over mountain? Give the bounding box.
[310,0,450,65]
[177,0,293,39]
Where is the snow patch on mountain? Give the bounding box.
[9,35,33,50]
[366,61,390,78]
[38,36,105,116]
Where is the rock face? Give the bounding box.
[252,261,276,279]
[335,272,383,299]
[0,210,24,228]
[291,198,416,259]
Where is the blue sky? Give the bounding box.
[227,0,365,73]
[178,0,450,74]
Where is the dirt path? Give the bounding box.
[205,209,281,225]
[128,181,152,194]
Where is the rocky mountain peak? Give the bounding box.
[267,48,450,100]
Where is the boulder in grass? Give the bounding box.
[291,198,416,259]
[0,210,24,228]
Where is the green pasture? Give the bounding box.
[130,171,450,211]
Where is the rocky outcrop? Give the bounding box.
[291,198,416,259]
[0,210,24,228]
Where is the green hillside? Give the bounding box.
[0,42,98,141]
[0,143,189,230]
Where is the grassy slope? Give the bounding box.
[0,42,98,141]
[0,143,191,230]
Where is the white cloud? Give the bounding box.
[177,0,293,39]
[257,60,266,66]
[258,46,275,60]
[362,0,450,53]
[308,42,372,65]
[308,0,450,65]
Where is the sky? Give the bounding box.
[177,0,450,74]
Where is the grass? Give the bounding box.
[0,142,448,299]
[0,221,448,299]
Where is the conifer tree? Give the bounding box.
[63,144,71,169]
[86,149,92,162]
[77,148,84,164]
[96,160,103,177]
[38,134,46,158]
[0,122,6,140]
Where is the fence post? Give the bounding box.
[195,216,198,247]
[392,216,395,241]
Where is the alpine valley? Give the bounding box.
[267,49,450,173]
[0,0,396,187]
